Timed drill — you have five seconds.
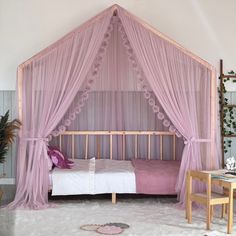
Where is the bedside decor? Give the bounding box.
[225,156,236,171]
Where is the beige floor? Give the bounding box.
[1,187,236,236]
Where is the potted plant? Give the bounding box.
[0,110,21,201]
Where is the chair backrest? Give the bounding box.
[187,170,211,199]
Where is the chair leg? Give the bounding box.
[207,204,211,230]
[221,204,226,218]
[187,200,192,223]
[210,205,214,222]
[185,204,188,219]
[185,196,188,219]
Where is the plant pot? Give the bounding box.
[0,188,3,202]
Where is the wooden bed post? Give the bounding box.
[17,66,23,124]
[173,135,176,161]
[110,134,113,160]
[160,135,163,160]
[59,135,62,150]
[135,134,138,159]
[72,135,75,159]
[210,68,217,169]
[85,134,88,159]
[97,135,101,159]
[122,134,125,160]
[112,192,116,204]
[148,134,151,160]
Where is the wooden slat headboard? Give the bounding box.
[59,131,177,160]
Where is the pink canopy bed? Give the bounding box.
[9,4,220,209]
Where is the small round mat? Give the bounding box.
[104,223,130,229]
[96,225,123,235]
[80,224,101,231]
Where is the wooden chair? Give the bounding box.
[186,170,229,230]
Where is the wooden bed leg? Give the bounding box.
[112,193,116,204]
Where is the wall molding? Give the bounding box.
[0,178,15,185]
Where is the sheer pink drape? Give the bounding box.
[55,91,184,160]
[118,7,219,202]
[11,5,219,209]
[9,10,113,209]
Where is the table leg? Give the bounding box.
[227,187,234,234]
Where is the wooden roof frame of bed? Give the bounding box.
[17,4,217,168]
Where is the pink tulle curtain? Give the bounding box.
[10,5,219,209]
[9,9,113,209]
[118,7,219,202]
[53,15,179,138]
[55,91,184,160]
[51,14,182,160]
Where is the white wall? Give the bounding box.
[0,0,236,90]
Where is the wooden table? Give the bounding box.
[204,170,236,234]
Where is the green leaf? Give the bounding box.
[0,110,21,163]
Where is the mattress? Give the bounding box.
[51,158,136,196]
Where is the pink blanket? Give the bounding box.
[132,159,180,195]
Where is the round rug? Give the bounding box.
[96,225,124,235]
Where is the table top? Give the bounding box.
[203,169,236,183]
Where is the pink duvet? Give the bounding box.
[132,159,180,195]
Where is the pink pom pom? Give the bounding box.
[97,55,102,62]
[79,100,85,107]
[87,79,94,84]
[144,91,151,99]
[84,85,91,92]
[58,125,66,133]
[128,48,133,53]
[101,41,108,48]
[69,113,76,121]
[92,71,98,76]
[75,107,81,114]
[169,125,176,132]
[157,112,164,120]
[104,32,110,39]
[52,130,60,137]
[99,48,105,54]
[107,25,113,32]
[152,105,159,113]
[163,119,170,127]
[142,85,147,91]
[82,92,89,101]
[138,77,144,83]
[148,98,155,106]
[64,119,72,127]
[129,55,135,61]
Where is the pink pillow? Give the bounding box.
[47,146,74,169]
[46,155,53,171]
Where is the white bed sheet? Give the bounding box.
[51,158,136,196]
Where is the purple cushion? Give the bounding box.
[47,146,74,169]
